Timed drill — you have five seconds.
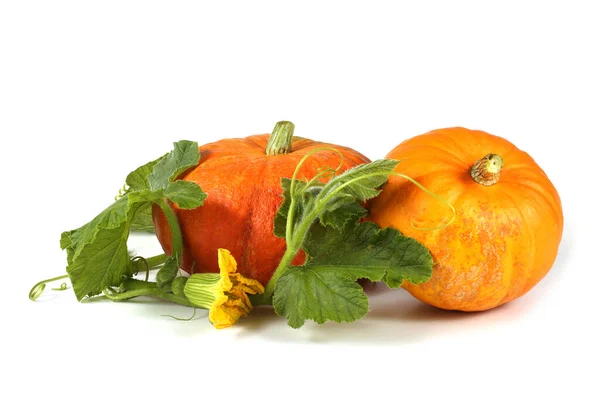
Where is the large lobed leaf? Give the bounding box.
[317,159,400,204]
[61,141,205,301]
[148,140,200,191]
[271,158,432,328]
[273,222,432,328]
[125,154,167,232]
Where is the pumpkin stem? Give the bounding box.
[470,153,503,186]
[266,121,295,156]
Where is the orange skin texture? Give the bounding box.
[367,127,563,311]
[153,134,370,286]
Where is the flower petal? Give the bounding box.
[231,273,265,295]
[204,249,267,329]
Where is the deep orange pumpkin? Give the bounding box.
[153,122,370,285]
[367,127,563,311]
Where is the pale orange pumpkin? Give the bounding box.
[367,127,563,311]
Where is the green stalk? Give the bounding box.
[253,170,387,305]
[255,171,420,305]
[154,199,183,255]
[252,154,457,307]
[252,208,319,305]
[145,254,169,268]
[285,146,343,243]
[30,254,168,301]
[104,279,194,307]
[252,146,345,305]
[265,121,295,156]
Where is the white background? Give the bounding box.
[1,1,598,399]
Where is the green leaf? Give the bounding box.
[318,159,400,205]
[60,230,72,250]
[273,268,368,329]
[319,201,366,231]
[129,203,155,233]
[156,255,180,292]
[171,276,188,297]
[127,189,163,205]
[60,140,206,302]
[66,221,132,300]
[274,178,310,238]
[303,222,433,287]
[125,155,167,192]
[62,194,154,300]
[263,158,434,328]
[273,178,327,239]
[148,140,200,191]
[272,222,433,328]
[61,196,130,261]
[124,156,167,233]
[165,180,207,209]
[60,231,75,265]
[275,160,398,239]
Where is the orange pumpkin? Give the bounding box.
[153,121,370,285]
[367,127,563,311]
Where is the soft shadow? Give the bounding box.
[78,228,574,343]
[237,305,282,327]
[82,295,215,336]
[292,230,575,345]
[365,283,485,322]
[304,289,509,345]
[234,285,518,345]
[32,291,66,302]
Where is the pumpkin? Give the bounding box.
[367,127,563,311]
[152,121,370,285]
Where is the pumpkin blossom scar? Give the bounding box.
[183,249,264,329]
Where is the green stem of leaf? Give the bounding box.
[154,199,183,256]
[256,251,296,304]
[104,279,194,307]
[317,170,390,205]
[144,254,169,268]
[286,146,344,244]
[257,147,347,305]
[254,208,319,305]
[259,168,388,305]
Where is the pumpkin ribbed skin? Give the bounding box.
[153,133,370,286]
[367,127,563,311]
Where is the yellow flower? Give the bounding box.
[183,249,264,329]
